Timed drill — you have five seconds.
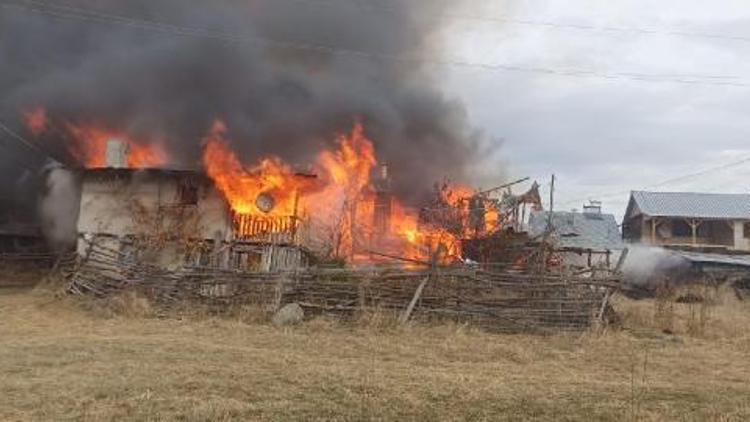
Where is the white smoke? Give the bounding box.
[621,245,690,286]
[39,164,80,249]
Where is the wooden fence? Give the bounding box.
[66,241,621,333]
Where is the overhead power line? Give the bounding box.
[561,155,750,207]
[0,119,50,157]
[0,117,66,170]
[281,0,750,46]
[2,0,749,88]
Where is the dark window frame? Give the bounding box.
[177,179,199,205]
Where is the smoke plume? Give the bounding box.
[0,0,486,203]
[622,246,691,287]
[39,164,80,249]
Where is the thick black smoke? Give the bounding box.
[0,0,484,203]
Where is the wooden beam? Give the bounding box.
[614,248,629,273]
[686,218,703,246]
[650,218,657,244]
[399,276,429,324]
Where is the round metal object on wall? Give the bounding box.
[256,192,276,213]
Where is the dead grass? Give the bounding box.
[0,263,49,287]
[1,285,749,421]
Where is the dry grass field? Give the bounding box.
[1,280,750,421]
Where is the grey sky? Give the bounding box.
[439,0,750,220]
[3,0,749,222]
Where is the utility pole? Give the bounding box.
[540,174,556,275]
[546,174,555,234]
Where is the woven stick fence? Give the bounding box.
[67,240,621,333]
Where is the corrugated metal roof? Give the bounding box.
[673,250,750,268]
[529,210,624,250]
[630,191,750,220]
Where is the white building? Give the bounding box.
[75,166,310,272]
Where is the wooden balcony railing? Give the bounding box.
[232,213,299,244]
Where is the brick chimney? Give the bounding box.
[105,138,129,168]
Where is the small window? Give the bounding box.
[672,220,691,237]
[744,223,750,239]
[178,179,199,205]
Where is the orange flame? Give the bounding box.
[63,123,166,169]
[21,107,166,168]
[201,120,317,218]
[317,122,376,195]
[391,202,462,264]
[307,122,377,259]
[22,107,48,137]
[200,120,493,265]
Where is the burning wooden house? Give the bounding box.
[62,133,622,333]
[74,139,314,272]
[57,118,552,274]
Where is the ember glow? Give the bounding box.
[22,107,48,137]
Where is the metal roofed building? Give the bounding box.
[529,203,624,270]
[622,191,750,252]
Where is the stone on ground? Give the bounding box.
[272,303,304,326]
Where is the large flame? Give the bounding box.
[309,122,377,259]
[24,105,500,265]
[316,122,376,196]
[200,119,491,265]
[201,120,317,217]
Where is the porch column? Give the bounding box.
[733,221,747,251]
[687,219,702,246]
[650,218,658,244]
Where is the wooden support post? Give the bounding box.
[400,247,441,324]
[597,247,628,325]
[597,288,612,323]
[650,218,657,244]
[687,219,701,246]
[358,278,369,314]
[614,248,629,273]
[399,276,429,324]
[273,276,284,310]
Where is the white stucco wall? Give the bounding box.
[76,171,231,254]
